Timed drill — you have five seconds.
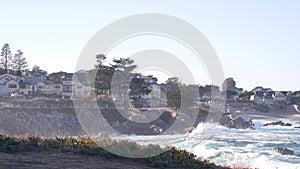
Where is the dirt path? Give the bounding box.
[0,151,156,169]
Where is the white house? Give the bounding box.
[61,73,73,96]
[27,72,47,85]
[148,84,161,99]
[273,91,287,102]
[72,73,91,96]
[73,82,91,96]
[34,80,62,95]
[19,82,33,95]
[251,90,274,106]
[0,74,21,96]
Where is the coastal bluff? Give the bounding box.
[0,107,85,137]
[0,98,254,137]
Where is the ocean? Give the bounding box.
[115,118,300,169]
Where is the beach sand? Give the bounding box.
[233,111,300,120]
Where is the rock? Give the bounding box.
[263,121,292,127]
[184,127,195,133]
[295,126,300,129]
[273,147,295,155]
[160,111,176,124]
[149,125,163,134]
[128,114,147,122]
[220,114,232,127]
[231,117,253,129]
[152,119,168,129]
[219,113,254,129]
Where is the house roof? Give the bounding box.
[0,74,18,81]
[31,72,47,76]
[252,86,263,92]
[254,91,264,98]
[274,91,286,97]
[53,81,62,84]
[255,91,274,99]
[43,80,54,85]
[4,78,18,84]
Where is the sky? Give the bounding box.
[0,0,300,91]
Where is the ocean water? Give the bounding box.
[115,118,300,169]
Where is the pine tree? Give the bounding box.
[12,49,28,76]
[0,43,12,73]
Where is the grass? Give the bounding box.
[0,133,231,169]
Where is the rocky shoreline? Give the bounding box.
[0,105,255,137]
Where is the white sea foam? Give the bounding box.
[113,118,300,169]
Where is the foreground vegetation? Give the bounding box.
[0,133,233,169]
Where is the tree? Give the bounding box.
[129,74,153,99]
[95,54,107,69]
[31,65,47,75]
[12,49,28,76]
[166,87,181,108]
[239,90,254,100]
[222,78,237,99]
[32,65,42,72]
[166,84,199,108]
[47,71,67,81]
[165,77,179,87]
[293,90,300,97]
[94,54,115,95]
[110,58,137,108]
[199,85,220,97]
[222,78,236,92]
[0,43,12,73]
[111,58,137,72]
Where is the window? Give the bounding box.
[8,84,17,88]
[54,84,61,89]
[33,75,42,81]
[38,85,44,89]
[63,81,72,85]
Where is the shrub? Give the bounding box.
[0,133,226,168]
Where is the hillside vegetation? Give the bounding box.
[0,133,235,169]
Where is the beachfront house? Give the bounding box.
[72,73,91,96]
[19,82,33,95]
[27,72,47,85]
[61,73,73,96]
[273,91,292,104]
[0,74,21,96]
[33,80,62,95]
[273,91,287,102]
[251,90,274,106]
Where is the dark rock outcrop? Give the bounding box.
[220,113,254,129]
[112,110,176,135]
[294,126,300,129]
[273,147,295,155]
[263,121,292,127]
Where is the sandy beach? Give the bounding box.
[234,111,300,120]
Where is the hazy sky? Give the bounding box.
[0,0,299,91]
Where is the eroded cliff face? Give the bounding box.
[0,107,85,137]
[0,106,178,137]
[0,98,254,138]
[0,106,188,136]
